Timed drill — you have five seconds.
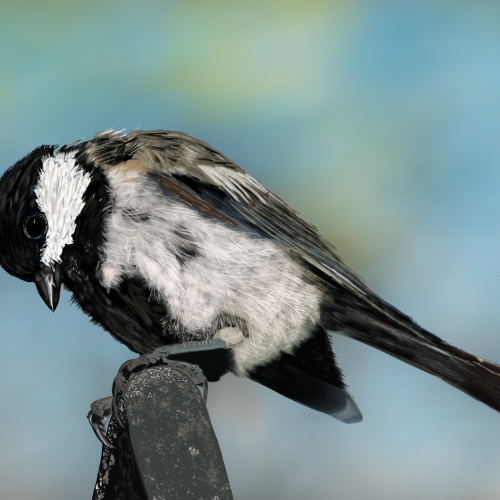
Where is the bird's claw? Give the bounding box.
[88,396,116,449]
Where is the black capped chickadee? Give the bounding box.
[1,129,499,435]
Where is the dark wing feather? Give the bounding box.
[81,130,500,414]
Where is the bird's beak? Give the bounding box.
[35,263,61,312]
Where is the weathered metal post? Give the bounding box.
[92,364,233,500]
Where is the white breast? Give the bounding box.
[98,167,322,376]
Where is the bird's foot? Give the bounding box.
[146,346,209,403]
[87,396,116,449]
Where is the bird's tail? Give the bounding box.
[321,296,500,414]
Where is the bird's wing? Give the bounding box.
[80,130,500,414]
[82,131,374,287]
[107,131,434,334]
[80,129,383,312]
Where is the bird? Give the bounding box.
[1,129,500,441]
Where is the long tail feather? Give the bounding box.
[337,306,500,413]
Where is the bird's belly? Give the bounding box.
[96,175,324,367]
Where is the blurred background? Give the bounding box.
[1,0,500,498]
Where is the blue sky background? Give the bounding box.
[1,1,500,498]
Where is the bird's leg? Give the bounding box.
[87,396,116,449]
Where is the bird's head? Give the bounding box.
[0,144,108,312]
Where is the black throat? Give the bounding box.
[60,148,111,282]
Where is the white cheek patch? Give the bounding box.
[34,152,92,266]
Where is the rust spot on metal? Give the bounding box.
[148,172,238,227]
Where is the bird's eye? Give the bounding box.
[22,213,48,240]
